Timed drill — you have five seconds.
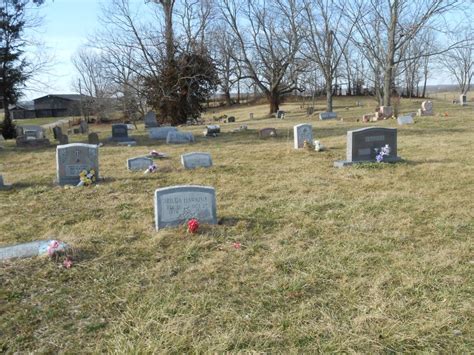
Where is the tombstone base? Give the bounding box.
[334,156,402,168]
[0,184,12,190]
[117,141,137,146]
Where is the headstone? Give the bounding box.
[227,116,235,123]
[397,115,414,125]
[144,111,159,128]
[18,125,43,139]
[276,110,285,119]
[56,143,99,185]
[259,127,277,138]
[154,185,217,230]
[293,124,313,149]
[249,113,254,120]
[203,125,220,137]
[417,101,433,116]
[0,135,4,149]
[319,112,337,120]
[73,128,80,134]
[80,121,89,134]
[58,134,69,145]
[110,124,133,142]
[0,175,12,190]
[0,240,69,261]
[181,152,213,169]
[53,126,63,140]
[380,106,393,118]
[362,114,373,123]
[127,156,154,171]
[334,127,402,167]
[166,131,195,144]
[149,127,178,140]
[88,133,100,145]
[460,94,467,106]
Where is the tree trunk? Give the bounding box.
[224,89,232,106]
[383,0,398,107]
[269,91,280,114]
[326,80,333,112]
[422,73,428,98]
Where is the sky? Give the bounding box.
[22,0,472,101]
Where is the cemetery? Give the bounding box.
[1,0,473,350]
[1,95,472,352]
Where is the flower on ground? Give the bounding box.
[187,218,199,233]
[63,257,73,269]
[232,242,241,249]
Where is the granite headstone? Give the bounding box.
[181,152,213,169]
[56,143,99,185]
[293,124,313,149]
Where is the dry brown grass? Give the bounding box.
[0,96,473,353]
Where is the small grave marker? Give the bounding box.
[319,112,337,120]
[144,111,159,128]
[149,127,178,140]
[166,131,195,144]
[127,156,154,171]
[259,127,277,138]
[181,152,213,169]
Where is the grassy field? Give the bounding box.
[0,96,473,352]
[13,116,67,127]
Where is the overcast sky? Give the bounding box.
[23,0,472,101]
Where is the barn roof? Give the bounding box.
[33,94,93,102]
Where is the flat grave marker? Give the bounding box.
[181,152,213,169]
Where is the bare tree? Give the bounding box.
[439,25,473,95]
[219,0,305,114]
[302,0,362,112]
[351,0,461,106]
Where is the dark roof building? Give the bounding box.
[33,94,92,118]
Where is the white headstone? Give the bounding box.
[166,131,195,144]
[319,112,337,120]
[293,124,313,149]
[397,115,414,125]
[149,127,178,140]
[181,152,213,169]
[460,94,467,106]
[154,185,217,230]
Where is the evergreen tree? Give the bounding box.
[0,0,44,139]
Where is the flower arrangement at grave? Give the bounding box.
[375,144,391,162]
[314,140,325,152]
[187,218,200,234]
[77,169,96,187]
[46,239,74,268]
[149,150,167,159]
[303,139,314,150]
[144,164,158,174]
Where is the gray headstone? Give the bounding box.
[259,127,277,138]
[334,127,401,167]
[227,116,236,123]
[397,115,414,125]
[319,112,337,120]
[276,110,285,119]
[20,125,43,139]
[249,113,254,120]
[144,111,159,128]
[293,124,313,149]
[58,134,69,145]
[110,124,132,142]
[88,133,100,145]
[166,131,195,144]
[53,126,63,140]
[56,143,99,185]
[0,175,12,190]
[80,121,89,134]
[181,152,213,169]
[203,125,220,136]
[460,94,467,106]
[149,127,178,140]
[154,185,217,230]
[127,156,154,171]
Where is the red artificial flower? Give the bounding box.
[232,242,241,249]
[187,219,199,234]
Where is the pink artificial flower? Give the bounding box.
[47,240,60,256]
[63,257,73,269]
[232,242,241,249]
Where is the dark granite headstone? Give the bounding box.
[334,127,402,167]
[88,133,100,145]
[110,124,134,142]
[53,127,63,140]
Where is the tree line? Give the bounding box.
[1,0,473,135]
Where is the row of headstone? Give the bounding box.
[334,127,401,167]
